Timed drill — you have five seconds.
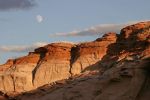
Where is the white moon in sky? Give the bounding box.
[36,15,43,23]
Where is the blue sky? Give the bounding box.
[0,0,150,64]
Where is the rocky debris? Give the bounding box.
[0,21,149,100]
[0,91,8,100]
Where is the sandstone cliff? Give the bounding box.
[0,32,118,93]
[0,21,150,100]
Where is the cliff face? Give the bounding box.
[0,43,73,93]
[0,33,118,93]
[0,52,41,92]
[71,32,117,75]
[33,43,73,88]
[0,21,150,100]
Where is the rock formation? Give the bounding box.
[0,32,118,93]
[71,32,117,75]
[0,21,150,100]
[33,43,74,88]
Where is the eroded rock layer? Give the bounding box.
[0,21,150,100]
[71,32,117,75]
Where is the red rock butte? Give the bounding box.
[0,21,150,100]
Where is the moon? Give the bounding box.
[36,15,43,23]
